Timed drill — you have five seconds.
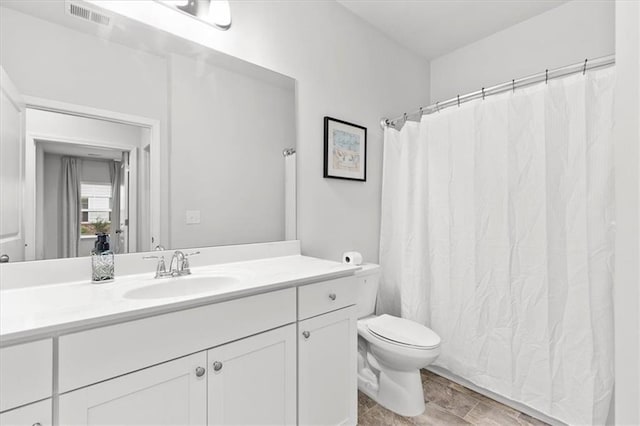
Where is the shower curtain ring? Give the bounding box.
[545,69,549,84]
[512,79,515,93]
[583,58,588,75]
[457,95,460,107]
[436,102,440,112]
[482,88,485,100]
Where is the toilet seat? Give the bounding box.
[366,314,441,349]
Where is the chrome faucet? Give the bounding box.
[144,250,200,279]
[169,251,187,275]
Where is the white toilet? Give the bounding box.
[355,264,441,417]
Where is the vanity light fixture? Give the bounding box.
[157,0,232,31]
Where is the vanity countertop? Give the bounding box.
[0,255,360,345]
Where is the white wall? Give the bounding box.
[614,1,640,424]
[96,1,431,263]
[429,0,615,102]
[169,53,295,248]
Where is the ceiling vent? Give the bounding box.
[65,1,112,27]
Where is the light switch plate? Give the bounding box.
[185,210,201,224]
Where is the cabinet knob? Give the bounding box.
[195,366,206,377]
[328,293,337,301]
[213,361,223,371]
[302,331,310,339]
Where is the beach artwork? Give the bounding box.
[324,117,367,181]
[332,129,361,173]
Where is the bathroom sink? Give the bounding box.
[123,275,239,299]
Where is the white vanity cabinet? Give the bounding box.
[207,324,297,425]
[0,399,52,426]
[58,323,299,426]
[1,262,360,426]
[0,339,52,412]
[58,289,296,393]
[56,288,297,426]
[59,352,207,426]
[297,278,358,426]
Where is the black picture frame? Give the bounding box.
[323,116,367,182]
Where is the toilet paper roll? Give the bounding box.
[342,251,363,265]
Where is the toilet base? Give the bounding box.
[358,366,426,417]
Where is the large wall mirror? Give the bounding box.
[0,0,297,263]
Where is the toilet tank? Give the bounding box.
[355,264,381,319]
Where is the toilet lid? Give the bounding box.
[367,314,441,349]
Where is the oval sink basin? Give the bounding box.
[124,275,238,300]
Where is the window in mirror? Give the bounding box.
[80,183,112,237]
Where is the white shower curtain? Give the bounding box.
[379,67,615,425]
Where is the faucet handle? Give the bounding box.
[180,251,199,274]
[143,255,167,278]
[143,254,164,262]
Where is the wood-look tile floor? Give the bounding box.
[357,370,549,426]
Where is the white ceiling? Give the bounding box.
[336,0,569,60]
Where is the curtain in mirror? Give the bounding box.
[61,157,80,257]
[379,67,615,425]
[109,160,121,254]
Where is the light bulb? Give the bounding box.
[161,0,190,6]
[207,0,231,30]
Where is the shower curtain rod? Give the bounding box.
[381,54,615,129]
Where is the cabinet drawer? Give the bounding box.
[0,339,52,412]
[298,276,357,320]
[0,399,51,426]
[59,288,296,393]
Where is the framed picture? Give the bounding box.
[323,116,367,182]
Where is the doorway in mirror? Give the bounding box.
[25,107,155,260]
[0,65,160,262]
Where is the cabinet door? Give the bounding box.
[0,399,51,426]
[298,306,357,426]
[207,324,296,425]
[59,352,206,426]
[0,339,52,412]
